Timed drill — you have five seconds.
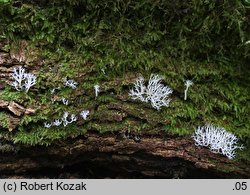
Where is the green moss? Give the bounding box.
[13,124,87,146]
[0,87,30,102]
[0,112,10,129]
[0,0,249,162]
[86,118,153,134]
[93,107,126,122]
[86,122,124,134]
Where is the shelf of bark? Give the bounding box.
[0,131,249,179]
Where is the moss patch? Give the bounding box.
[0,0,249,162]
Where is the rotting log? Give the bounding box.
[0,131,250,179]
[0,44,249,179]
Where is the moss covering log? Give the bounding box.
[0,0,249,178]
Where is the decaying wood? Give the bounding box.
[8,101,26,116]
[0,100,36,131]
[0,132,249,178]
[0,42,249,179]
[0,100,9,107]
[7,115,21,132]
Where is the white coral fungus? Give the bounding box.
[11,66,36,92]
[94,84,100,98]
[64,78,78,89]
[61,112,77,127]
[44,122,52,128]
[80,110,90,120]
[129,74,173,110]
[184,80,193,100]
[61,98,69,105]
[192,124,244,159]
[53,119,62,126]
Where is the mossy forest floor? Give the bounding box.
[0,0,250,177]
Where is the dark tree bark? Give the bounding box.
[0,131,250,178]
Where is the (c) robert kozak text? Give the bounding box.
[19,181,87,191]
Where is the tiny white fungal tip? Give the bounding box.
[51,88,56,94]
[61,112,78,126]
[63,111,69,118]
[44,122,52,128]
[94,84,100,97]
[53,119,62,126]
[62,98,69,105]
[70,114,77,122]
[185,80,193,87]
[80,110,90,120]
[245,40,250,45]
[64,78,78,89]
[101,69,106,74]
